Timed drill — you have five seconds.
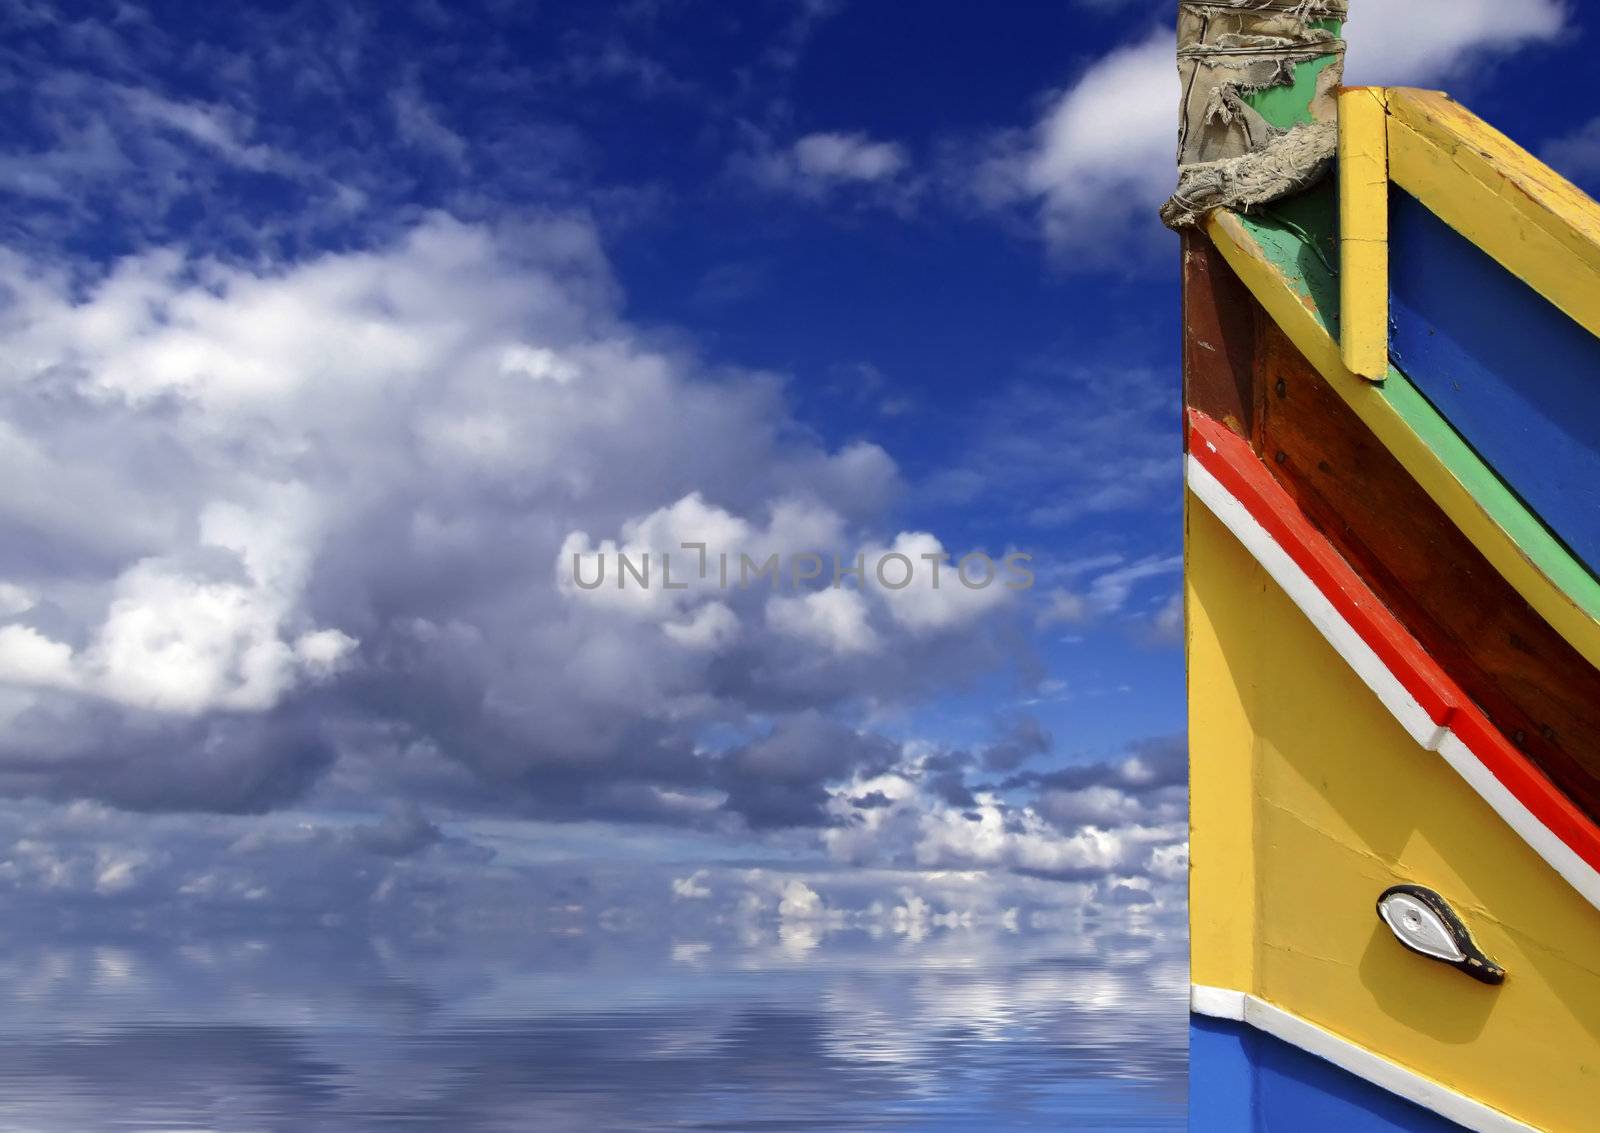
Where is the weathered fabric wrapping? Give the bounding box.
[1161,0,1347,229]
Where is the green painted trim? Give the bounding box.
[1243,19,1341,131]
[1235,201,1600,622]
[1241,183,1342,330]
[1378,373,1600,619]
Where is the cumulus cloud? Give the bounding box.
[0,783,1185,945]
[561,499,1019,665]
[821,734,1187,892]
[0,211,1030,829]
[862,532,1021,634]
[768,589,881,655]
[0,2,1206,934]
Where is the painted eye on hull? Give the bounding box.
[1379,892,1465,963]
[1376,885,1506,986]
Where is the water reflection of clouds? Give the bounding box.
[0,916,1185,1131]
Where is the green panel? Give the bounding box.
[1243,20,1341,130]
[1239,182,1341,333]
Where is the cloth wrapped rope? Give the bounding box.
[1161,0,1346,229]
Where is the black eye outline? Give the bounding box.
[1376,884,1506,986]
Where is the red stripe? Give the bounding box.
[1188,411,1456,726]
[1451,711,1600,874]
[1187,408,1600,876]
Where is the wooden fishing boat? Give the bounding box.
[1171,3,1600,1130]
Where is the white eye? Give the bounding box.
[1375,885,1505,985]
[1379,892,1465,963]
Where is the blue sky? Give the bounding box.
[0,0,1596,938]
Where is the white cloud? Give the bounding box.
[1033,555,1180,635]
[975,30,1175,255]
[562,503,1016,659]
[0,624,77,690]
[0,581,37,617]
[768,588,879,655]
[118,87,293,175]
[791,132,907,182]
[294,628,359,676]
[1342,0,1568,87]
[909,791,1165,879]
[663,602,740,651]
[1086,553,1182,614]
[777,878,830,920]
[559,492,757,624]
[0,211,1017,815]
[672,869,713,899]
[737,130,914,206]
[0,487,346,715]
[864,532,1016,634]
[1039,785,1150,829]
[821,755,1186,893]
[1146,841,1188,882]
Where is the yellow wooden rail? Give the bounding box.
[1337,87,1390,381]
[1386,87,1600,344]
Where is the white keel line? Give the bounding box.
[1190,986,1536,1132]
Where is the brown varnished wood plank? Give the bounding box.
[1251,311,1600,824]
[1182,231,1262,440]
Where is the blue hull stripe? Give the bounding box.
[1189,1016,1467,1132]
[1389,188,1600,581]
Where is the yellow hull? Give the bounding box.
[1188,497,1600,1131]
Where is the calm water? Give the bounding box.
[0,920,1187,1131]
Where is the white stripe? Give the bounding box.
[1186,456,1445,750]
[1189,984,1245,1021]
[1436,733,1600,911]
[1187,456,1600,914]
[1191,985,1536,1132]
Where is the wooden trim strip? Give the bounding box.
[1204,208,1600,669]
[1187,408,1600,904]
[1189,986,1537,1133]
[1181,232,1260,438]
[1386,87,1600,345]
[1338,86,1390,380]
